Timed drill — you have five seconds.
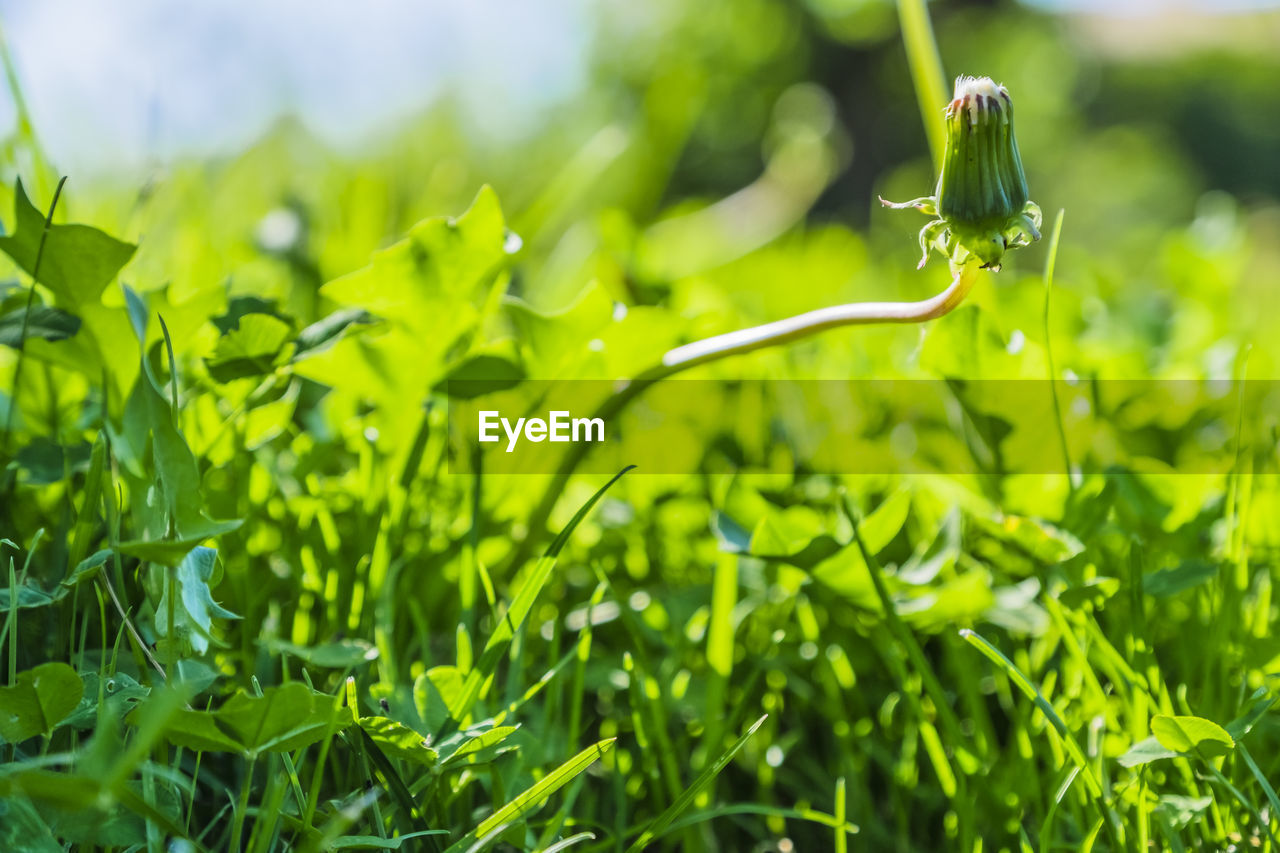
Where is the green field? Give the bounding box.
[3,1,1280,850]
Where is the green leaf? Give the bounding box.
[0,794,62,853]
[0,179,137,307]
[130,682,353,756]
[0,662,84,742]
[415,665,464,734]
[0,579,70,610]
[292,307,378,359]
[1151,715,1234,759]
[205,313,294,382]
[440,725,519,767]
[322,185,509,319]
[358,715,438,766]
[0,304,81,347]
[154,546,241,656]
[437,352,525,399]
[114,360,242,564]
[625,716,767,853]
[297,186,516,448]
[503,280,614,376]
[1225,687,1275,741]
[859,488,911,554]
[62,671,149,730]
[60,549,113,588]
[1117,735,1178,768]
[447,466,632,723]
[467,738,615,843]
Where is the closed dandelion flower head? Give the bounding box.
[881,75,1042,271]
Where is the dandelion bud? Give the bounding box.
[881,75,1041,271]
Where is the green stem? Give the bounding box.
[896,0,949,172]
[231,753,257,853]
[1041,210,1074,487]
[3,175,68,455]
[166,562,176,678]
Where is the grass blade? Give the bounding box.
[448,466,633,723]
[959,629,1102,798]
[625,713,768,853]
[445,738,615,852]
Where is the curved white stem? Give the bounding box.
[661,261,978,371]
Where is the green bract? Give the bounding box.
[882,75,1042,270]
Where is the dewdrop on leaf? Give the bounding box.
[881,75,1042,271]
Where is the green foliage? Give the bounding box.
[0,180,136,308]
[3,3,1280,850]
[0,662,82,742]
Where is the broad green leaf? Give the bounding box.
[749,506,825,557]
[131,682,353,756]
[437,352,525,399]
[0,179,137,307]
[0,767,191,845]
[0,662,84,742]
[0,304,81,347]
[63,672,149,730]
[1151,715,1234,759]
[0,580,70,610]
[0,794,62,853]
[204,313,294,382]
[858,488,911,554]
[1117,735,1177,768]
[810,544,877,609]
[154,546,241,656]
[415,665,463,733]
[213,682,349,754]
[358,715,438,766]
[60,549,113,589]
[322,185,509,320]
[899,570,995,631]
[13,437,91,485]
[503,280,614,376]
[299,186,515,457]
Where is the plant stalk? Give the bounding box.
[895,0,949,172]
[3,175,68,455]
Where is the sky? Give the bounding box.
[1,0,1277,176]
[0,0,589,176]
